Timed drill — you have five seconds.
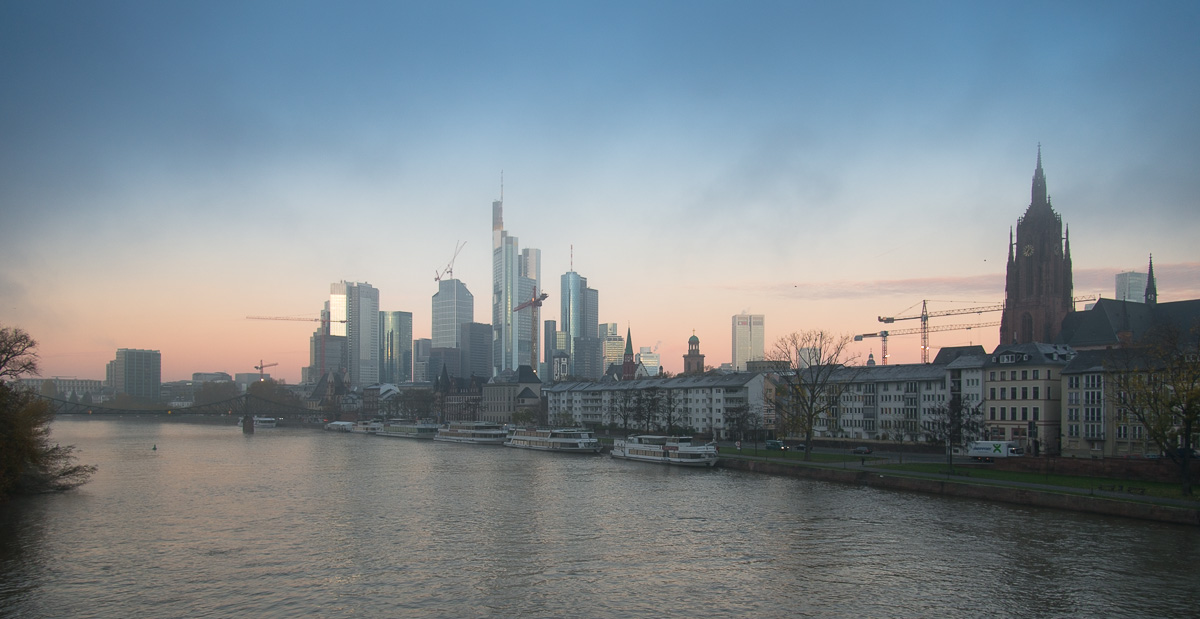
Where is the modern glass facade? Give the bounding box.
[432,279,473,348]
[330,281,380,387]
[379,310,413,384]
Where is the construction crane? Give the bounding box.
[247,315,348,379]
[513,288,549,372]
[879,300,1005,363]
[435,240,467,282]
[253,360,278,382]
[855,321,1002,365]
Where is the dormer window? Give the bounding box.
[1000,354,1017,364]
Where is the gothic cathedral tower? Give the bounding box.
[999,146,1074,345]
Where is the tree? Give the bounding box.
[659,389,684,435]
[0,325,96,498]
[724,404,752,443]
[767,330,859,460]
[923,397,985,473]
[194,381,241,406]
[612,390,635,435]
[1108,322,1200,496]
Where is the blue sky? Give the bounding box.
[2,1,1198,381]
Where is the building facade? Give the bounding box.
[491,196,540,376]
[732,314,765,371]
[106,348,162,400]
[999,147,1074,345]
[432,279,473,349]
[379,310,413,385]
[560,270,600,378]
[330,281,380,387]
[683,334,705,375]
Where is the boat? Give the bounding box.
[434,421,508,445]
[610,435,719,467]
[238,416,278,429]
[324,421,355,432]
[504,427,603,454]
[350,419,384,434]
[376,420,440,439]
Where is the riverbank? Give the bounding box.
[720,455,1200,526]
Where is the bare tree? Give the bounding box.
[612,389,636,435]
[660,389,684,435]
[767,330,859,460]
[1108,322,1200,495]
[0,326,38,381]
[923,397,985,473]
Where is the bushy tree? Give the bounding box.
[0,325,96,498]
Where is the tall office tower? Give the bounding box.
[543,319,559,374]
[600,323,624,371]
[413,338,432,382]
[107,348,162,399]
[560,270,600,377]
[379,311,413,384]
[460,322,494,379]
[637,347,661,376]
[491,195,540,375]
[999,146,1074,345]
[330,281,380,387]
[433,279,473,348]
[731,314,765,371]
[1115,269,1153,304]
[303,305,347,385]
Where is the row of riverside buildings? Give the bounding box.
[543,148,1199,458]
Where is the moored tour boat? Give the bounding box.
[434,421,508,445]
[504,427,602,454]
[376,420,440,439]
[610,435,719,467]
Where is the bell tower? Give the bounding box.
[999,146,1074,345]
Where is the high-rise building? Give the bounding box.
[561,270,600,378]
[732,314,765,371]
[303,305,346,385]
[1115,268,1154,304]
[379,311,413,384]
[460,322,494,379]
[433,279,473,348]
[999,147,1074,345]
[413,338,432,382]
[491,195,540,376]
[107,348,161,400]
[330,281,380,387]
[600,323,624,371]
[637,347,661,376]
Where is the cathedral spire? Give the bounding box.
[1031,144,1048,209]
[1145,254,1158,306]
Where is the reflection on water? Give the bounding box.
[1,418,1198,618]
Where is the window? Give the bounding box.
[1032,386,1040,400]
[1033,407,1040,421]
[1068,407,1079,421]
[990,387,996,400]
[1068,424,1080,437]
[1021,407,1028,421]
[1021,387,1029,400]
[1032,370,1040,379]
[1021,370,1028,380]
[989,371,996,381]
[1068,376,1080,389]
[1000,407,1007,421]
[1000,387,1007,400]
[989,407,996,420]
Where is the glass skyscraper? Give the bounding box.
[330,281,380,387]
[492,197,540,375]
[432,279,473,348]
[379,310,413,384]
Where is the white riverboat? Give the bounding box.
[434,421,508,445]
[350,420,384,434]
[610,435,719,467]
[238,416,278,429]
[504,427,603,454]
[324,421,355,432]
[376,420,440,439]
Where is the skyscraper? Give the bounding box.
[560,270,600,378]
[731,314,765,371]
[379,310,413,384]
[1115,267,1154,304]
[491,194,540,376]
[600,323,624,371]
[999,147,1074,345]
[432,279,473,348]
[330,281,380,387]
[459,322,494,379]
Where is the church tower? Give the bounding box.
[621,327,636,381]
[683,332,706,375]
[999,146,1074,345]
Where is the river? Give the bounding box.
[1,418,1197,618]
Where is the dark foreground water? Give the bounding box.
[2,418,1198,618]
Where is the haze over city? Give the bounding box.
[3,1,1198,383]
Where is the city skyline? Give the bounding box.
[3,2,1199,383]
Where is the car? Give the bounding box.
[765,440,788,451]
[851,446,873,455]
[788,443,806,452]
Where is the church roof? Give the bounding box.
[1055,298,1200,350]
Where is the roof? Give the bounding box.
[1056,298,1200,349]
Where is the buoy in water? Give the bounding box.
[153,444,157,451]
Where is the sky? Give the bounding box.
[2,0,1199,384]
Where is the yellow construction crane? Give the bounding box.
[856,321,1001,365]
[878,301,1004,363]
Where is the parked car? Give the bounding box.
[765,440,788,451]
[851,446,873,455]
[789,443,806,452]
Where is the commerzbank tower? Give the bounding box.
[491,187,540,377]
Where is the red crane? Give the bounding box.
[513,288,549,372]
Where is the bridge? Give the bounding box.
[40,394,320,420]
